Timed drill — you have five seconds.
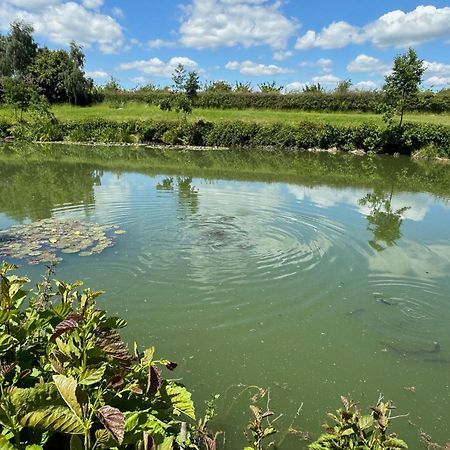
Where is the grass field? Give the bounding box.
[1,102,450,126]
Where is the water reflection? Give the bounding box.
[359,189,410,252]
[157,176,199,215]
[0,162,101,222]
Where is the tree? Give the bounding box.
[204,80,233,93]
[334,79,352,94]
[302,83,324,93]
[0,21,37,78]
[234,81,252,93]
[63,41,94,105]
[28,47,71,102]
[172,63,187,93]
[382,48,425,127]
[2,77,40,120]
[258,81,283,94]
[185,70,200,101]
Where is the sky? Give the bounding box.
[1,0,450,91]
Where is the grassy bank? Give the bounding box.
[1,103,450,127]
[2,114,450,158]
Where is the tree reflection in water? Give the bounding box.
[156,176,199,215]
[359,188,410,252]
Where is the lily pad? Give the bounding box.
[0,218,126,265]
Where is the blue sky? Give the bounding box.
[1,0,450,91]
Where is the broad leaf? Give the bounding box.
[0,332,18,355]
[95,328,132,367]
[0,435,15,450]
[69,435,83,450]
[79,364,107,386]
[50,315,83,342]
[21,406,84,434]
[162,383,195,420]
[147,365,161,397]
[53,375,83,418]
[157,436,174,450]
[97,405,125,444]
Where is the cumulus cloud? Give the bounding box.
[311,74,340,86]
[0,0,124,54]
[148,39,176,49]
[118,57,198,78]
[295,5,450,50]
[85,70,109,80]
[284,82,307,93]
[273,50,293,61]
[347,54,390,75]
[179,0,298,49]
[423,60,450,87]
[225,60,291,76]
[82,0,103,9]
[353,80,379,91]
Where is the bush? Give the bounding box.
[0,262,215,450]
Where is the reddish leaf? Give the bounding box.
[205,436,216,450]
[144,432,155,450]
[0,363,16,376]
[108,375,124,389]
[261,410,274,419]
[95,328,132,367]
[50,314,83,341]
[18,369,31,379]
[165,362,178,371]
[97,405,125,444]
[146,365,162,397]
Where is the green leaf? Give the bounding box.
[25,446,44,450]
[21,406,84,434]
[79,364,107,386]
[53,375,83,418]
[162,383,195,420]
[383,437,408,449]
[157,436,174,450]
[53,303,73,319]
[0,435,15,450]
[0,332,18,355]
[359,415,374,430]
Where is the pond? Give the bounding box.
[1,143,449,449]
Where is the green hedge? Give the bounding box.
[3,118,450,156]
[100,90,450,113]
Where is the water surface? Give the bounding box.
[1,144,449,448]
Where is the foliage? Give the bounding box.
[309,396,408,450]
[203,81,233,93]
[2,78,40,120]
[302,84,325,94]
[258,82,283,94]
[334,80,352,95]
[3,117,450,157]
[244,405,277,450]
[383,48,426,127]
[0,21,37,78]
[0,263,219,450]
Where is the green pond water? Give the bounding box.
[1,143,449,448]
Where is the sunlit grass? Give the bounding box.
[1,102,450,126]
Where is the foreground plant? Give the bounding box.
[309,396,408,450]
[0,262,216,450]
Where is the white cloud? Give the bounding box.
[225,60,291,76]
[0,1,124,54]
[179,0,298,49]
[353,80,378,91]
[295,5,450,50]
[273,50,293,61]
[347,54,390,75]
[85,70,109,80]
[424,76,450,88]
[365,5,450,48]
[296,21,363,50]
[284,82,307,93]
[82,0,103,9]
[131,76,147,85]
[111,6,124,18]
[311,74,340,86]
[118,56,198,78]
[148,39,176,49]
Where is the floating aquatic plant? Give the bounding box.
[0,218,126,265]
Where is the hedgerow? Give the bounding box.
[3,118,450,157]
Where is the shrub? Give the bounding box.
[0,262,214,450]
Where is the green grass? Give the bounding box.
[1,102,450,126]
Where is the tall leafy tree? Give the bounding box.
[0,21,37,78]
[382,48,425,127]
